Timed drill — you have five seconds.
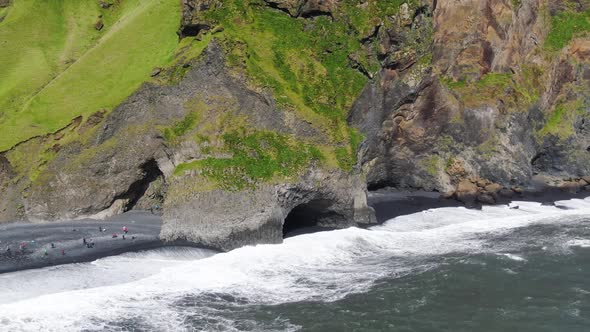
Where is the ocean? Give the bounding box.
[1,198,590,331]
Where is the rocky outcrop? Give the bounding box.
[350,0,590,198]
[162,168,373,251]
[179,0,221,37]
[1,0,589,253]
[263,0,336,17]
[0,40,374,251]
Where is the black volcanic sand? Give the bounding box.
[0,211,165,274]
[369,188,590,223]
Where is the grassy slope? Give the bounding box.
[0,0,180,151]
[545,8,590,51]
[187,0,411,175]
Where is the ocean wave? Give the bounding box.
[2,197,590,331]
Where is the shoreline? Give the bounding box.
[2,189,590,274]
[0,211,169,274]
[369,187,590,223]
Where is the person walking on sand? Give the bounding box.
[83,237,87,245]
[123,226,128,234]
[44,248,48,256]
[61,249,65,255]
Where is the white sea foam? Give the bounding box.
[566,239,590,248]
[1,197,590,331]
[498,253,527,262]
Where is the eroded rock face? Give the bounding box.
[0,40,374,251]
[16,42,331,221]
[432,0,545,81]
[350,0,590,196]
[263,0,337,17]
[161,168,373,251]
[179,0,221,37]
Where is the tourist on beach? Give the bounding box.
[112,233,118,238]
[44,249,48,256]
[123,226,128,234]
[51,243,55,248]
[98,226,102,232]
[83,237,87,245]
[61,249,65,255]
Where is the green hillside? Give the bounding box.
[0,0,181,151]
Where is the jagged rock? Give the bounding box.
[498,188,515,198]
[150,68,162,77]
[477,193,496,205]
[559,181,581,194]
[457,180,478,193]
[4,41,373,251]
[162,169,372,251]
[179,0,221,38]
[98,1,112,9]
[263,0,336,17]
[484,183,503,193]
[441,191,455,199]
[351,0,590,201]
[94,19,104,31]
[475,178,490,188]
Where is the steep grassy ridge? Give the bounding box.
[0,0,181,151]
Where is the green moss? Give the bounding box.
[443,72,542,109]
[163,112,200,143]
[476,135,499,159]
[441,76,467,90]
[476,73,512,88]
[444,156,455,172]
[514,65,544,104]
[545,9,590,51]
[204,0,414,171]
[511,0,521,9]
[421,155,440,177]
[538,100,585,140]
[175,130,324,190]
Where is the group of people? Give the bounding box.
[4,225,133,258]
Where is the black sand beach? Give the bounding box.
[368,188,590,223]
[2,188,588,274]
[0,211,165,274]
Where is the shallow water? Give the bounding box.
[1,198,590,331]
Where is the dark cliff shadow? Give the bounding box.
[282,199,340,238]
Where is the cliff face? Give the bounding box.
[351,0,590,203]
[0,0,589,250]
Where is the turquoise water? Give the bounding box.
[1,199,590,331]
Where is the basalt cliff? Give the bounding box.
[0,0,588,251]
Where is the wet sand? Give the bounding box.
[2,188,588,274]
[0,211,165,274]
[369,188,590,223]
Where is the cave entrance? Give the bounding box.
[178,24,210,38]
[115,159,164,211]
[282,199,339,238]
